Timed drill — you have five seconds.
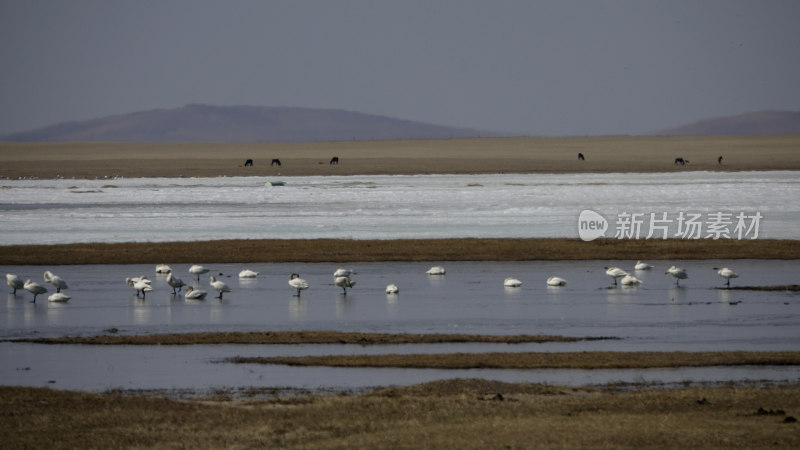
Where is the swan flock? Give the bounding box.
[6,261,747,303]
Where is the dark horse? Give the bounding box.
[578,153,585,161]
[244,159,253,167]
[330,156,339,165]
[271,159,282,167]
[674,157,688,165]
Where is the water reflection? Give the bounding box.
[667,285,689,304]
[335,295,353,318]
[502,286,524,300]
[210,301,227,323]
[426,275,446,288]
[45,302,69,324]
[130,299,151,325]
[385,294,399,317]
[289,297,307,320]
[717,288,734,304]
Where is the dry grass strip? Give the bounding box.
[2,381,799,448]
[231,351,800,370]
[5,331,613,346]
[2,237,799,265]
[727,285,800,291]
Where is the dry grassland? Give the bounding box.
[2,381,799,448]
[1,135,799,179]
[231,351,800,370]
[2,237,799,265]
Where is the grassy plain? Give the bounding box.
[2,382,799,448]
[1,135,800,179]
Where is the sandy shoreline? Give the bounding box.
[2,238,799,265]
[2,135,800,178]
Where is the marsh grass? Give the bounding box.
[727,285,800,291]
[2,381,799,448]
[2,237,799,265]
[230,351,800,370]
[6,331,613,346]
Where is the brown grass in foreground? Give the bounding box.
[231,351,800,370]
[6,331,612,346]
[2,237,799,265]
[2,381,799,448]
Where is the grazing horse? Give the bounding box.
[674,157,688,165]
[330,156,339,165]
[578,153,585,161]
[718,155,723,165]
[271,159,282,167]
[244,159,253,167]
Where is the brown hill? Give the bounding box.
[653,110,800,136]
[1,104,500,142]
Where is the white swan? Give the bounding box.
[634,261,654,271]
[184,286,207,300]
[333,268,355,278]
[605,266,629,286]
[127,278,153,298]
[546,276,567,287]
[23,279,48,302]
[125,275,151,285]
[620,274,642,286]
[665,265,688,286]
[289,273,309,296]
[385,284,399,294]
[155,264,172,274]
[6,273,24,294]
[426,266,446,275]
[48,292,71,303]
[44,270,68,293]
[238,269,259,279]
[334,276,356,294]
[166,273,186,294]
[714,267,739,288]
[503,277,522,287]
[209,275,232,299]
[188,264,210,281]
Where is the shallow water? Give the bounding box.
[2,260,799,392]
[1,171,798,244]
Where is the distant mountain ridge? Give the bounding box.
[1,104,500,142]
[5,105,799,142]
[653,110,800,136]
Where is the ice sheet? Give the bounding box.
[0,171,798,244]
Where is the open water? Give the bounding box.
[1,259,798,393]
[1,172,798,394]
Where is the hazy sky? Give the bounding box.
[1,0,799,137]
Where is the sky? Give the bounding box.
[1,0,799,137]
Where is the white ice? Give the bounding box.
[0,171,798,244]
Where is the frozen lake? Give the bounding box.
[2,260,799,393]
[1,171,798,244]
